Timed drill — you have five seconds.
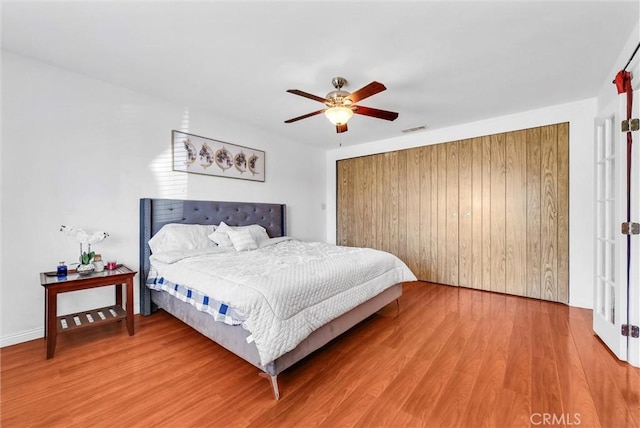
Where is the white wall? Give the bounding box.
[0,51,326,346]
[325,98,597,309]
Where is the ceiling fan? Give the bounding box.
[284,77,399,133]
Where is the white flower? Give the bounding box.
[60,225,109,246]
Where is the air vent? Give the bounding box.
[401,125,428,133]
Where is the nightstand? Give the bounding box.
[39,264,136,358]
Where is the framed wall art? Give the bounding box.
[172,130,265,182]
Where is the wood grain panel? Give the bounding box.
[336,159,343,244]
[541,125,558,301]
[446,142,459,286]
[490,133,506,294]
[375,154,385,250]
[337,160,349,245]
[526,127,542,299]
[458,139,472,287]
[397,150,408,262]
[482,136,492,291]
[351,158,360,247]
[437,143,448,284]
[354,156,365,248]
[471,137,484,290]
[386,151,399,256]
[362,157,377,247]
[419,146,433,281]
[361,155,373,249]
[406,147,422,275]
[350,158,360,247]
[505,130,527,296]
[360,155,370,248]
[370,154,380,249]
[429,145,439,282]
[378,154,388,252]
[344,158,354,246]
[556,123,570,304]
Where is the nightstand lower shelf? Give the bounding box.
[57,305,126,333]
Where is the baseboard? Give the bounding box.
[1,327,44,348]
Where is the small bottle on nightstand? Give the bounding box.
[57,262,67,279]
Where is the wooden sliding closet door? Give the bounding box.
[336,122,569,303]
[458,139,472,288]
[526,126,542,299]
[420,145,438,282]
[490,132,507,294]
[505,130,528,298]
[466,123,569,302]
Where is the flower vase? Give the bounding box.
[77,263,95,276]
[77,243,95,275]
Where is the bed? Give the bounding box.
[139,198,415,399]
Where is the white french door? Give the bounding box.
[594,113,627,360]
[594,91,640,367]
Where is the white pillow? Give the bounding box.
[248,226,270,245]
[148,223,217,253]
[209,222,234,247]
[228,228,258,251]
[208,222,270,247]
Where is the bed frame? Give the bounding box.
[139,198,402,399]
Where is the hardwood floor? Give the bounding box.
[2,282,639,427]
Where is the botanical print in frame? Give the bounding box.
[172,130,265,182]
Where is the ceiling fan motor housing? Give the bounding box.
[326,77,353,107]
[325,89,352,107]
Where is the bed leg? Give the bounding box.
[259,372,280,400]
[395,298,400,316]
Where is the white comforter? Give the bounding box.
[150,238,416,365]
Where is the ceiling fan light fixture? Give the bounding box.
[324,106,353,125]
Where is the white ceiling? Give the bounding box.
[2,1,638,148]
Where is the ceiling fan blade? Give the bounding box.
[286,89,327,104]
[336,123,348,133]
[353,105,399,121]
[284,109,326,123]
[347,81,386,104]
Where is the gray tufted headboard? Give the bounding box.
[139,198,286,315]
